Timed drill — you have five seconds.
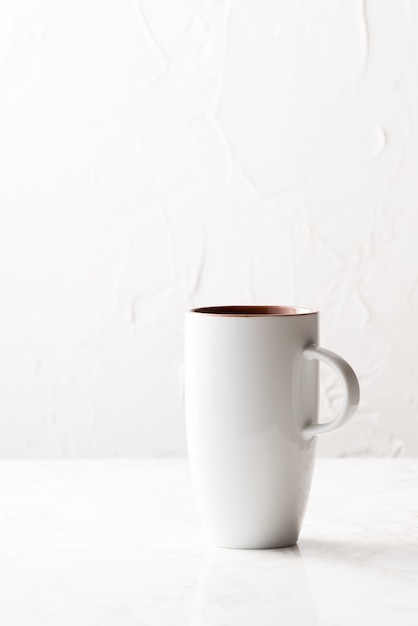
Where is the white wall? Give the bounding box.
[0,0,417,457]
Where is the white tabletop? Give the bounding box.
[1,459,417,625]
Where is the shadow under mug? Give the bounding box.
[185,305,360,549]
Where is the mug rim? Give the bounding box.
[188,305,318,317]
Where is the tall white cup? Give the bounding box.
[185,305,360,549]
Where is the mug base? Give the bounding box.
[210,534,299,550]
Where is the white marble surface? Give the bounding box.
[0,459,417,625]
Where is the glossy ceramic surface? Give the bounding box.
[185,307,359,548]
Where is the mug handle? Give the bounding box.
[301,345,360,439]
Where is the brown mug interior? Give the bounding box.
[189,305,317,317]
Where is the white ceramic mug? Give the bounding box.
[185,305,360,549]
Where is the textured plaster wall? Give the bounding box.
[0,0,417,457]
